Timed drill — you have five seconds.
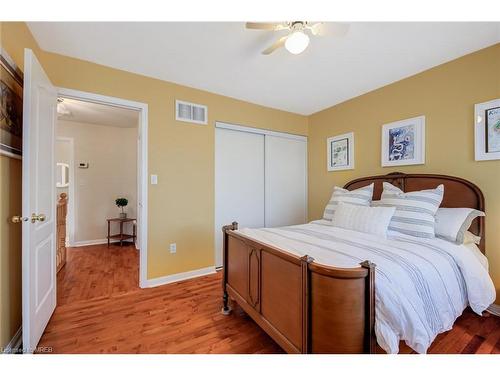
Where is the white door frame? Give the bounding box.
[57,87,149,288]
[55,136,75,246]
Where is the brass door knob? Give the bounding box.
[11,215,29,223]
[11,214,46,223]
[31,213,46,223]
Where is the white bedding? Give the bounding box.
[237,221,496,354]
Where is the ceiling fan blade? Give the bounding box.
[309,22,325,36]
[262,36,288,55]
[328,23,350,37]
[246,22,284,31]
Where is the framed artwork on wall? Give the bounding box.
[475,98,500,161]
[327,132,354,171]
[381,115,425,167]
[0,49,23,159]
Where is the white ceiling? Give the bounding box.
[57,98,139,127]
[30,22,500,115]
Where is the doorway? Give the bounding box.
[54,96,142,305]
[56,88,149,288]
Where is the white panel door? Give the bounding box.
[22,49,57,352]
[215,128,265,268]
[265,135,307,228]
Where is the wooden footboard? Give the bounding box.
[221,222,376,354]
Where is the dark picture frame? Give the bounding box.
[326,132,354,171]
[0,52,24,159]
[330,137,349,167]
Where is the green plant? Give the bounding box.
[115,197,128,213]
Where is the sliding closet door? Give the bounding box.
[215,128,265,268]
[265,135,307,228]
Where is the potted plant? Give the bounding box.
[115,197,128,219]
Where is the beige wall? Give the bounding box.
[308,43,500,302]
[0,22,308,347]
[57,120,137,244]
[0,22,29,348]
[0,155,22,348]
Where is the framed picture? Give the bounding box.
[381,116,425,167]
[475,99,500,161]
[0,50,23,159]
[327,132,354,171]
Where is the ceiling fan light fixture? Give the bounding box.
[284,31,310,54]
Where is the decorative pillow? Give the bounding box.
[331,202,396,237]
[378,182,444,238]
[435,208,485,244]
[322,183,374,220]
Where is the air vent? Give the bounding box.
[175,100,208,125]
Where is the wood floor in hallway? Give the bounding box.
[37,243,500,354]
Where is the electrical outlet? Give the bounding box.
[169,243,176,253]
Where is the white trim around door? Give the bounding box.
[215,121,308,141]
[57,87,149,288]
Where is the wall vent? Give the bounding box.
[175,100,208,125]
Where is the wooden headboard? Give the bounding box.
[344,172,486,253]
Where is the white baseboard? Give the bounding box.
[487,303,500,317]
[2,326,22,354]
[71,238,133,247]
[143,266,216,288]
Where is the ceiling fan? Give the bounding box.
[246,21,349,55]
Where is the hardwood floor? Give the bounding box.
[37,243,500,354]
[56,243,139,306]
[39,243,282,354]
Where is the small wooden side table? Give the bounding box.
[107,218,136,247]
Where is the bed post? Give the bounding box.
[360,260,376,353]
[301,255,314,353]
[221,221,238,315]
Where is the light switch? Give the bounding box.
[150,174,158,185]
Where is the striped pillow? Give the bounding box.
[378,182,444,238]
[322,183,374,220]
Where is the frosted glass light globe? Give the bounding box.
[285,31,310,54]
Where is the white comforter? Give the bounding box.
[237,221,496,354]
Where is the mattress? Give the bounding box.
[237,221,496,353]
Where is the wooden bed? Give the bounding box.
[221,172,485,354]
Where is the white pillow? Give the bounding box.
[330,202,396,237]
[322,183,374,220]
[435,208,485,244]
[378,182,444,238]
[464,231,482,245]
